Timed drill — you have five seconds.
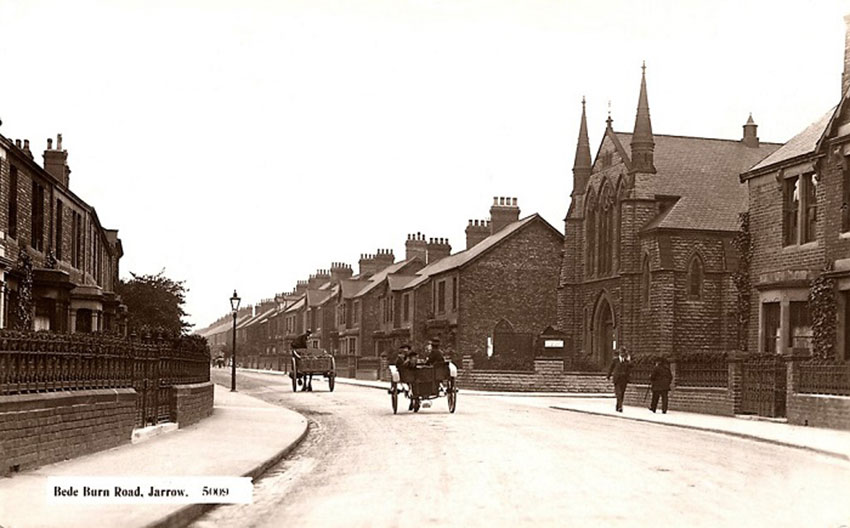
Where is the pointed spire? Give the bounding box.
[742,113,759,148]
[630,61,656,174]
[606,100,613,129]
[572,97,592,197]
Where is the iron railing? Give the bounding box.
[798,362,850,396]
[0,330,211,427]
[676,357,729,388]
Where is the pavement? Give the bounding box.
[0,384,308,528]
[2,371,849,528]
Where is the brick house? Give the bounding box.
[390,199,563,361]
[558,67,781,368]
[0,133,125,333]
[740,14,850,362]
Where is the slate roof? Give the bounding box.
[387,274,419,291]
[340,279,370,299]
[746,108,834,174]
[355,258,422,297]
[611,132,781,232]
[306,289,333,307]
[283,297,306,314]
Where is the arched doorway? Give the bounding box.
[592,296,616,368]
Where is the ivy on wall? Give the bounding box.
[809,264,837,360]
[731,212,752,352]
[14,252,34,330]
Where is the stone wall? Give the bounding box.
[0,389,136,476]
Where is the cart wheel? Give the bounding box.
[447,380,457,413]
[413,399,421,413]
[390,384,398,414]
[291,365,298,392]
[329,374,335,392]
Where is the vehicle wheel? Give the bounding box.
[391,384,398,414]
[291,366,298,392]
[447,380,457,413]
[413,399,420,413]
[329,374,335,392]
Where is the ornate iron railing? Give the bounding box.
[0,330,211,427]
[798,362,850,396]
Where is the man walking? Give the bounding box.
[649,357,673,413]
[606,348,631,412]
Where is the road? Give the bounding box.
[194,369,850,528]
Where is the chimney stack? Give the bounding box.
[330,262,353,282]
[405,232,428,262]
[843,14,850,98]
[358,253,379,277]
[465,219,490,249]
[489,196,520,234]
[373,248,395,271]
[295,280,308,295]
[43,134,71,187]
[742,114,759,148]
[426,237,451,264]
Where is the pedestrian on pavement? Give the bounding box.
[649,357,673,414]
[606,348,631,412]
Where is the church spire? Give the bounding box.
[630,61,656,174]
[572,96,592,197]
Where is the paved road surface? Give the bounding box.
[195,369,850,528]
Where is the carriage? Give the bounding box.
[388,361,458,413]
[289,348,336,392]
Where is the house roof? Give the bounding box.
[355,258,421,297]
[608,132,781,232]
[283,297,306,314]
[306,289,333,307]
[197,312,254,337]
[745,108,834,175]
[340,279,370,299]
[407,214,561,281]
[387,274,419,291]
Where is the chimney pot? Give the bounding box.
[512,197,517,206]
[57,134,62,150]
[47,138,53,149]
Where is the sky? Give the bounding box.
[0,0,847,330]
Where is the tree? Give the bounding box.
[117,270,192,335]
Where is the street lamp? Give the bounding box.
[230,289,241,392]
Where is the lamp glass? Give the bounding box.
[230,290,241,312]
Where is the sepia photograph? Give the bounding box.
[1,0,850,526]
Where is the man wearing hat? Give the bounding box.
[425,337,446,366]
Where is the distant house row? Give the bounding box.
[199,198,563,366]
[0,133,124,333]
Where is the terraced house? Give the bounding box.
[737,14,850,428]
[0,132,125,333]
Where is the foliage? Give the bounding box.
[731,212,752,351]
[809,265,837,360]
[117,270,192,336]
[13,252,34,330]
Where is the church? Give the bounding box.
[558,66,780,367]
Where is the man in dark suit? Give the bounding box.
[606,348,631,412]
[291,330,311,350]
[425,337,445,366]
[649,357,673,413]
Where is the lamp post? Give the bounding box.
[230,289,241,392]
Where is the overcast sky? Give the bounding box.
[0,0,847,329]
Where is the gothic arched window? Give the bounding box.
[688,255,704,300]
[586,198,597,276]
[599,185,615,275]
[641,255,651,305]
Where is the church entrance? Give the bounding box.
[593,297,616,369]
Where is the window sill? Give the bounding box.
[840,231,850,240]
[781,241,819,252]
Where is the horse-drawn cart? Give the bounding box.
[289,348,336,392]
[388,361,458,413]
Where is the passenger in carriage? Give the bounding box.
[425,337,445,366]
[291,330,311,350]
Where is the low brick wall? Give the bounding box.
[457,369,609,393]
[0,389,136,476]
[787,394,850,430]
[624,384,733,415]
[174,382,215,428]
